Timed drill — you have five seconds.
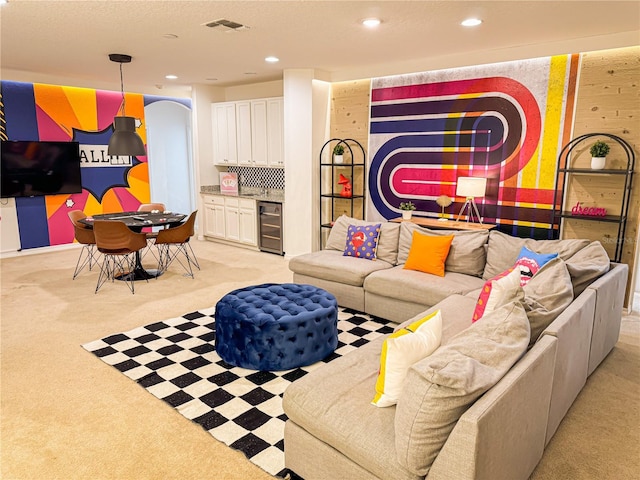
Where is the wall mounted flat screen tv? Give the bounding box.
[1,141,83,198]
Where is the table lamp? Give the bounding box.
[455,177,487,224]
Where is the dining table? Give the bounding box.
[79,211,186,280]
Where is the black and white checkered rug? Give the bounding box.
[82,306,393,478]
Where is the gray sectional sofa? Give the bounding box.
[284,215,627,480]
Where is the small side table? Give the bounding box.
[390,217,496,231]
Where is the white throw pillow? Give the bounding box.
[372,310,442,407]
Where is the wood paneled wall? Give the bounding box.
[328,80,371,222]
[329,47,640,301]
[569,46,639,302]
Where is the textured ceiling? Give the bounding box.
[1,0,639,91]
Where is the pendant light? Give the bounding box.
[107,53,146,157]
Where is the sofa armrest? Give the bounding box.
[427,335,557,480]
[587,262,628,375]
[541,288,595,445]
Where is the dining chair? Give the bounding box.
[137,203,167,262]
[154,210,200,278]
[93,220,149,294]
[68,210,99,279]
[138,203,166,212]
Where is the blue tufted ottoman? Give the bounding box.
[214,283,339,371]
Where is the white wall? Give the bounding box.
[0,199,21,253]
[224,80,283,101]
[145,101,194,215]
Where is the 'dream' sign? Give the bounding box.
[571,202,607,217]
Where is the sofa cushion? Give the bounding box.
[522,257,574,348]
[483,230,589,280]
[472,267,523,322]
[398,222,488,277]
[564,241,611,296]
[326,215,401,265]
[395,294,478,345]
[282,337,419,480]
[364,266,486,309]
[394,301,531,476]
[372,310,442,408]
[289,250,392,287]
[403,231,453,277]
[343,223,381,260]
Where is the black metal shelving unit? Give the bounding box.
[551,133,634,262]
[319,138,366,249]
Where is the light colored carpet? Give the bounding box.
[1,239,638,479]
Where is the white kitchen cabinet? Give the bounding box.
[203,195,225,238]
[211,97,283,168]
[224,197,241,241]
[266,97,284,167]
[212,102,237,165]
[239,198,258,245]
[202,194,257,247]
[236,101,253,166]
[250,99,268,166]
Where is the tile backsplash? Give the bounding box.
[228,166,285,190]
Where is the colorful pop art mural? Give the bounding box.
[0,80,190,249]
[368,54,579,239]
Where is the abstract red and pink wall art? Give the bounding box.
[368,54,579,239]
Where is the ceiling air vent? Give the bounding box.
[204,19,249,32]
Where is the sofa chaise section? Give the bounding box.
[364,267,485,323]
[290,250,393,311]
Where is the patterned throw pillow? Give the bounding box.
[472,267,523,322]
[343,224,381,260]
[372,310,442,407]
[514,246,558,286]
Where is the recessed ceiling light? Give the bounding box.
[265,56,279,63]
[0,0,8,5]
[362,18,381,28]
[461,18,482,27]
[165,75,178,80]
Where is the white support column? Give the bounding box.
[282,70,330,257]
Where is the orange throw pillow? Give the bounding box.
[403,231,454,277]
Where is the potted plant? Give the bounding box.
[333,144,345,164]
[399,201,416,220]
[589,140,610,170]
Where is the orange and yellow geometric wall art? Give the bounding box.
[0,80,190,249]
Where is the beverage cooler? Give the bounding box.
[258,201,283,255]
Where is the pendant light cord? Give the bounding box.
[119,61,126,116]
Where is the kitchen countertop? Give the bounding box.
[201,185,284,203]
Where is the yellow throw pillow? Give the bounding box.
[371,310,442,408]
[403,231,454,277]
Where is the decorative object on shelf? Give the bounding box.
[107,53,146,157]
[333,143,345,164]
[552,132,634,263]
[435,195,453,221]
[338,173,352,198]
[589,140,610,170]
[455,176,487,224]
[399,201,416,220]
[571,202,607,217]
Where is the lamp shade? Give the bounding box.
[107,116,146,156]
[456,177,487,198]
